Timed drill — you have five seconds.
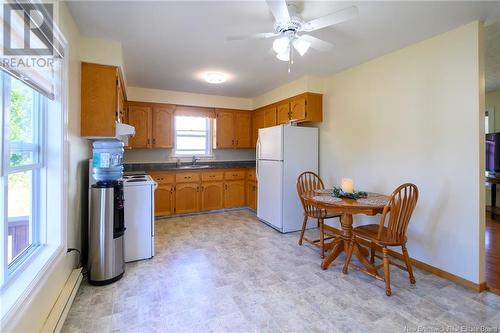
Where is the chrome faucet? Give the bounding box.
[192,155,200,165]
[176,158,181,168]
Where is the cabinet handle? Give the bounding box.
[232,139,234,145]
[225,184,228,190]
[197,186,199,192]
[153,138,156,145]
[201,186,204,192]
[147,138,150,145]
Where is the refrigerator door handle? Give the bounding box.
[256,137,261,181]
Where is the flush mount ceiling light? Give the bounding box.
[204,72,227,84]
[226,0,359,72]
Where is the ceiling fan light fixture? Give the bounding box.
[276,51,289,62]
[273,36,289,54]
[293,38,311,56]
[204,72,227,84]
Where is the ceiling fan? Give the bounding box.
[227,0,358,72]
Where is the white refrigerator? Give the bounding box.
[256,124,318,233]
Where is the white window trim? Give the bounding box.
[172,116,214,158]
[0,27,69,329]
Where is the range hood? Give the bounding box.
[84,122,135,145]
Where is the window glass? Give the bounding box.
[7,171,34,264]
[9,77,39,167]
[174,116,211,156]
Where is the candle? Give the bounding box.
[341,178,354,193]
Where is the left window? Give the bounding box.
[2,71,46,273]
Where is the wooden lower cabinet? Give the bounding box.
[151,168,255,216]
[201,182,224,211]
[175,183,200,214]
[246,182,257,211]
[155,184,175,216]
[224,180,246,208]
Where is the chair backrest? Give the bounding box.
[378,183,419,240]
[296,172,326,216]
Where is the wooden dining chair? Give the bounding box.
[342,183,419,296]
[296,172,342,258]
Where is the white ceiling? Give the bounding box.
[67,1,500,97]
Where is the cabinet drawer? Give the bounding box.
[175,172,200,183]
[224,169,245,180]
[149,172,174,184]
[247,169,256,181]
[201,170,223,182]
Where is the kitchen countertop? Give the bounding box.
[124,160,256,173]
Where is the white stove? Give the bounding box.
[123,174,157,262]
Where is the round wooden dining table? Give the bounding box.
[301,191,389,274]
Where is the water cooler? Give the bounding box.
[88,140,126,285]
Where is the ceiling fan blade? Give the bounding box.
[304,6,358,32]
[265,0,291,24]
[300,35,333,52]
[226,32,277,41]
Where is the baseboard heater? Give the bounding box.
[41,268,83,333]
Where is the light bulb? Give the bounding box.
[276,51,289,62]
[273,37,289,54]
[293,38,311,56]
[204,72,226,84]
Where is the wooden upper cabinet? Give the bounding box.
[81,62,126,137]
[277,102,290,125]
[152,105,174,148]
[289,93,323,123]
[252,110,265,147]
[215,109,253,149]
[128,105,152,148]
[215,109,235,148]
[264,107,277,127]
[234,112,252,148]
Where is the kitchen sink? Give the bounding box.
[176,165,211,169]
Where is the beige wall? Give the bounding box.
[253,75,324,109]
[79,36,127,85]
[486,90,500,131]
[5,3,91,332]
[318,22,485,284]
[128,86,253,110]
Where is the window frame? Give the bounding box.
[172,116,213,158]
[1,71,47,283]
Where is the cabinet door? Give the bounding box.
[290,96,307,121]
[201,182,224,211]
[152,105,174,148]
[277,102,290,125]
[117,75,125,123]
[224,180,245,208]
[264,107,277,127]
[234,112,252,148]
[155,184,174,216]
[216,110,235,148]
[252,110,265,147]
[246,182,257,210]
[128,105,152,148]
[175,183,200,214]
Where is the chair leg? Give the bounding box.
[369,242,376,264]
[342,238,355,274]
[382,247,391,296]
[298,216,308,246]
[402,245,416,284]
[319,219,325,258]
